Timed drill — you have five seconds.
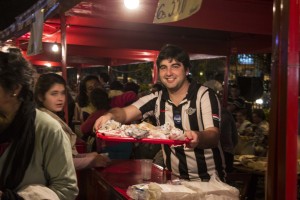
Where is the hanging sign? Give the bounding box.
[153,0,203,24]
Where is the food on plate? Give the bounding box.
[120,124,149,139]
[136,121,156,131]
[98,120,186,140]
[100,119,121,130]
[98,120,125,137]
[148,122,185,140]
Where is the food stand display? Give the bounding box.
[77,160,175,200]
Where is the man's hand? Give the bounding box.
[185,130,200,148]
[93,113,113,132]
[185,127,219,149]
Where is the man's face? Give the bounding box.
[158,58,188,92]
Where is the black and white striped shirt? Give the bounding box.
[133,81,225,180]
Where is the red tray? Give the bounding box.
[96,132,190,145]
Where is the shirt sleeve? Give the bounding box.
[132,93,157,115]
[200,88,221,129]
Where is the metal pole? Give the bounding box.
[60,11,68,124]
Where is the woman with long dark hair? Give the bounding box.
[74,75,102,123]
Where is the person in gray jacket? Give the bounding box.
[0,48,78,199]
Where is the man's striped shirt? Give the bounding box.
[132,81,225,180]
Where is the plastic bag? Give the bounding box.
[126,183,150,200]
[181,174,240,200]
[126,175,239,200]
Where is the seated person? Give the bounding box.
[234,109,255,155]
[251,109,269,156]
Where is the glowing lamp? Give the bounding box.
[124,0,139,9]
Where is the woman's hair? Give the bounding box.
[90,88,110,110]
[77,75,100,107]
[34,73,66,108]
[0,48,35,101]
[156,44,192,70]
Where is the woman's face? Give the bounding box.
[85,79,102,97]
[0,85,14,115]
[41,83,66,113]
[0,85,20,132]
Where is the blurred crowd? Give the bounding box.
[0,46,272,199]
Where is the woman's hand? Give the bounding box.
[92,153,111,167]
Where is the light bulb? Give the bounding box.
[124,0,139,9]
[255,99,263,104]
[52,43,59,52]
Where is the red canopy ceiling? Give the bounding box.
[14,0,273,67]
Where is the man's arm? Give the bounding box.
[185,127,220,149]
[93,105,142,131]
[185,87,221,149]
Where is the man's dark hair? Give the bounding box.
[156,44,192,70]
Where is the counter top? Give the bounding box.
[77,159,176,200]
[96,160,175,198]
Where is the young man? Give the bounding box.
[94,44,225,180]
